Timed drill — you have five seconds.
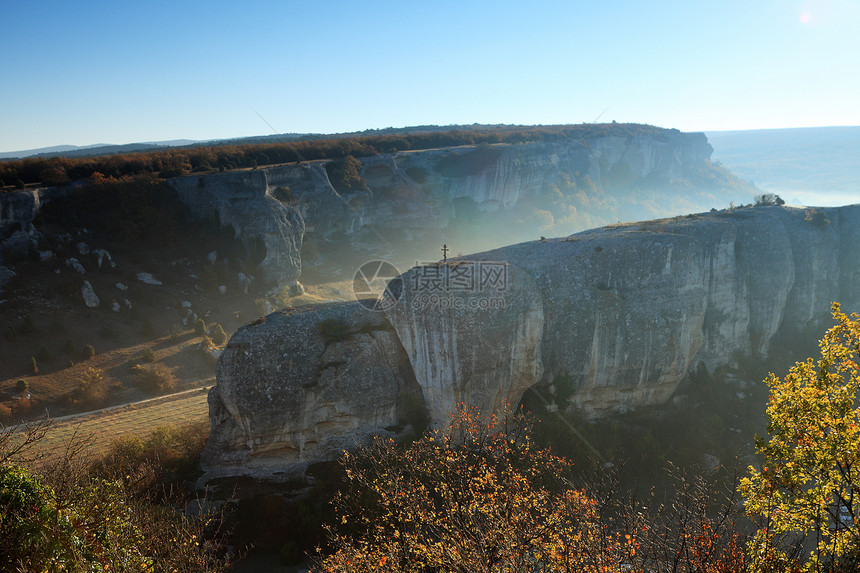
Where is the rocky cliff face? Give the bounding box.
[202,204,860,481]
[204,301,425,480]
[0,188,68,288]
[1,189,41,236]
[167,169,308,288]
[1,128,734,294]
[165,128,728,291]
[463,206,860,413]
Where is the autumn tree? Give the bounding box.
[325,155,368,194]
[740,303,860,572]
[318,404,637,573]
[614,465,751,573]
[0,419,230,572]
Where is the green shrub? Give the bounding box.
[93,422,209,487]
[273,186,296,203]
[193,318,206,336]
[805,208,830,230]
[754,193,784,206]
[139,347,157,363]
[29,357,38,375]
[82,344,95,360]
[325,155,368,193]
[16,379,28,393]
[130,364,176,395]
[0,465,54,567]
[0,457,228,572]
[76,367,107,407]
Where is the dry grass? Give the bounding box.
[23,386,211,463]
[291,279,357,306]
[0,320,216,421]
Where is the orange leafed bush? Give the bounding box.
[318,403,636,573]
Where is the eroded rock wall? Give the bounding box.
[168,169,307,288]
[168,128,718,291]
[385,263,545,422]
[203,301,423,480]
[203,205,860,481]
[467,206,853,413]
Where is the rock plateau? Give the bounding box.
[202,204,860,481]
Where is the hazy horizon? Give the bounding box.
[3,122,860,158]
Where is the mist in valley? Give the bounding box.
[3,0,860,569]
[708,125,860,207]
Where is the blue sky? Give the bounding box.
[2,0,858,152]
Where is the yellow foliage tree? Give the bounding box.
[741,303,860,572]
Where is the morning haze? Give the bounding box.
[1,1,858,571]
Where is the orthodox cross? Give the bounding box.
[441,244,450,262]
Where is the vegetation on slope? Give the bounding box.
[0,173,253,421]
[741,303,860,571]
[0,123,680,189]
[0,420,231,572]
[5,304,860,571]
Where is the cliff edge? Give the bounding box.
[202,204,860,481]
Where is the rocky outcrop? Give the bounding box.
[463,206,860,413]
[203,301,424,480]
[1,189,47,237]
[1,188,69,292]
[202,204,860,481]
[167,169,307,288]
[385,263,545,421]
[165,128,735,291]
[80,280,100,308]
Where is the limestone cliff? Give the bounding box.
[202,204,860,481]
[461,206,859,413]
[1,189,41,236]
[204,301,424,480]
[165,128,737,291]
[167,169,307,288]
[1,127,741,293]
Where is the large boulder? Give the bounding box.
[202,301,423,481]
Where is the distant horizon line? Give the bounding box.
[3,122,859,158]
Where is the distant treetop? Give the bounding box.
[0,123,680,191]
